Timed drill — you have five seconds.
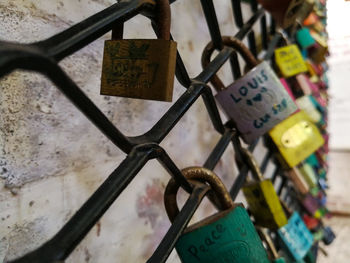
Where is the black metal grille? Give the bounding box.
[0,0,303,262]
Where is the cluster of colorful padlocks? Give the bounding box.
[99,0,335,262]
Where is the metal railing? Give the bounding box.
[0,0,304,262]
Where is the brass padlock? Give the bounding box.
[241,148,288,230]
[100,0,177,101]
[164,167,271,263]
[202,37,297,144]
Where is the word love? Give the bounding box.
[229,69,268,106]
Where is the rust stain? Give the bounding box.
[96,221,101,237]
[188,40,194,52]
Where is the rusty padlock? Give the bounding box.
[164,167,270,263]
[100,0,177,101]
[202,37,297,144]
[257,0,304,28]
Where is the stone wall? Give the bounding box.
[0,1,260,262]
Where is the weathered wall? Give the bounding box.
[0,0,257,262]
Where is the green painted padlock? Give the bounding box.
[164,167,270,263]
[242,149,288,230]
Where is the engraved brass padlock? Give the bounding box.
[202,37,297,144]
[269,111,325,167]
[241,149,288,230]
[275,44,308,78]
[164,167,270,263]
[257,0,304,28]
[100,0,177,101]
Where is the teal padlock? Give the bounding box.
[164,167,270,263]
[277,209,314,261]
[296,28,316,49]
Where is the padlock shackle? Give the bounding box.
[241,148,265,182]
[111,0,171,41]
[155,0,171,40]
[256,227,280,260]
[201,36,259,91]
[164,167,234,223]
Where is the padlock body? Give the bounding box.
[299,163,318,188]
[302,194,320,215]
[101,39,177,101]
[296,28,315,49]
[286,167,310,195]
[296,96,322,124]
[242,179,288,229]
[275,45,308,78]
[269,111,325,167]
[322,226,336,245]
[175,206,270,263]
[216,61,297,144]
[278,212,314,261]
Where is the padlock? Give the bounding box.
[302,214,320,230]
[285,167,310,195]
[268,111,325,167]
[302,194,320,216]
[164,167,270,263]
[256,227,287,263]
[308,32,328,64]
[280,78,296,101]
[275,44,308,78]
[295,95,323,124]
[277,201,314,261]
[322,226,336,245]
[296,28,315,49]
[202,37,297,144]
[241,148,288,229]
[100,0,177,101]
[299,163,318,188]
[256,0,304,28]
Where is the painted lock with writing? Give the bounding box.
[202,37,297,144]
[269,111,325,167]
[241,149,288,230]
[277,211,314,261]
[100,0,177,101]
[164,167,270,263]
[275,44,308,78]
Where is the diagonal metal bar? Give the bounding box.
[147,184,210,263]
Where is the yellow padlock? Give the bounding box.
[275,44,308,78]
[268,111,324,167]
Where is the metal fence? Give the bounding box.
[0,0,304,262]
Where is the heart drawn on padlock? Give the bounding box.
[202,37,297,144]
